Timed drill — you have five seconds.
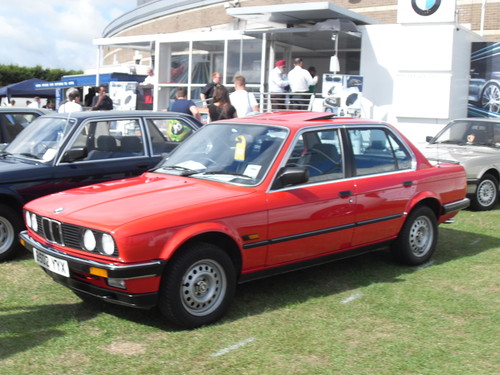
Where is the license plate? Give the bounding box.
[34,249,70,278]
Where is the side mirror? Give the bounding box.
[61,147,87,162]
[272,166,309,189]
[425,136,434,143]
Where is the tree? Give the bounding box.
[0,65,83,87]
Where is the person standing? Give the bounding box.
[8,99,15,107]
[28,96,41,108]
[269,59,289,110]
[200,72,222,106]
[169,87,201,121]
[208,85,237,122]
[287,58,318,109]
[91,85,113,110]
[142,67,155,85]
[58,89,83,113]
[229,75,259,117]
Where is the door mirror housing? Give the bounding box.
[61,147,87,162]
[272,166,309,189]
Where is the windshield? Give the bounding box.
[155,123,288,185]
[431,120,499,148]
[4,116,75,161]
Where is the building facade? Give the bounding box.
[93,0,499,139]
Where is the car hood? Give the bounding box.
[26,172,257,232]
[0,155,47,181]
[421,143,498,163]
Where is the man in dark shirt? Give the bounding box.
[199,72,221,106]
[169,87,201,120]
[91,85,113,110]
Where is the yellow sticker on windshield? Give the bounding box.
[234,135,246,161]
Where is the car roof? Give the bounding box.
[219,111,388,130]
[0,107,51,114]
[450,118,499,124]
[42,110,203,126]
[44,110,197,119]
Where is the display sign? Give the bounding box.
[397,0,456,24]
[468,42,500,118]
[322,74,363,117]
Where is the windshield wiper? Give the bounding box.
[155,165,199,176]
[19,152,41,160]
[203,171,253,179]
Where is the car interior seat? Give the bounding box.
[87,135,118,159]
[298,143,341,177]
[120,136,143,155]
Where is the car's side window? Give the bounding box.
[75,120,145,161]
[286,129,343,183]
[348,128,411,176]
[147,118,193,155]
[2,113,36,140]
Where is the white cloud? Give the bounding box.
[0,0,135,70]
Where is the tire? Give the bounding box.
[481,82,500,113]
[470,174,498,211]
[158,242,236,329]
[0,203,23,262]
[391,206,438,266]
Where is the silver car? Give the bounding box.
[423,118,500,210]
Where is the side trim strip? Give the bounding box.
[243,213,402,250]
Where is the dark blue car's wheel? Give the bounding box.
[0,204,22,262]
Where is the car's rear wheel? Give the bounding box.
[158,242,236,329]
[470,174,498,211]
[391,206,437,266]
[0,204,22,262]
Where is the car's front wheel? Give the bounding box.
[391,206,438,266]
[470,173,498,211]
[158,242,236,329]
[0,204,22,262]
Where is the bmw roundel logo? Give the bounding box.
[411,0,441,16]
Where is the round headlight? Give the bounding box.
[83,229,96,251]
[25,211,32,228]
[101,234,115,256]
[31,213,38,232]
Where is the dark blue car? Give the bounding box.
[0,110,201,261]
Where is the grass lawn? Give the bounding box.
[1,207,498,375]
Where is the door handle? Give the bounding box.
[403,180,414,187]
[339,190,352,198]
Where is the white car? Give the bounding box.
[423,118,500,210]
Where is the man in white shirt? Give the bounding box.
[269,59,289,110]
[28,96,41,108]
[58,89,83,113]
[287,58,318,110]
[229,75,259,117]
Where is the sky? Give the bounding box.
[0,0,137,71]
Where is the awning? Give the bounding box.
[227,2,374,52]
[226,2,377,27]
[34,72,147,90]
[0,78,54,99]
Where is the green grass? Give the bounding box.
[1,207,499,375]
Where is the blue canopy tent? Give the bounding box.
[0,78,55,100]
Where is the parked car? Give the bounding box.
[423,118,500,211]
[0,111,201,261]
[0,107,51,149]
[21,111,469,328]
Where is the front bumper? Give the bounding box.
[20,230,167,308]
